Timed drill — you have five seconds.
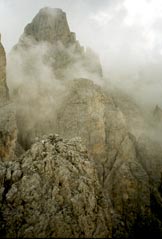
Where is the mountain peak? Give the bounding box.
[39,7,64,15]
[23,7,75,46]
[12,7,103,81]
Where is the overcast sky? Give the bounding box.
[1,0,162,53]
[1,0,162,107]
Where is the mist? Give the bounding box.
[0,0,162,110]
[1,2,162,237]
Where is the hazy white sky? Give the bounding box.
[1,0,162,53]
[0,0,110,51]
[1,0,162,107]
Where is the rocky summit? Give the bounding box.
[12,7,102,80]
[24,8,76,46]
[1,7,162,238]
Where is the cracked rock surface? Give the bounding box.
[0,134,111,238]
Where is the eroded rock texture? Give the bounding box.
[1,132,161,238]
[0,135,111,238]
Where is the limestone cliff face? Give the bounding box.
[54,79,153,237]
[0,36,17,160]
[55,79,110,161]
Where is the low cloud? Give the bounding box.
[1,0,162,110]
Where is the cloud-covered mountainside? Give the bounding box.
[1,7,162,238]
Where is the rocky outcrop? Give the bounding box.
[0,36,17,161]
[0,134,111,238]
[0,132,161,238]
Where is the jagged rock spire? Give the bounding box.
[23,7,76,46]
